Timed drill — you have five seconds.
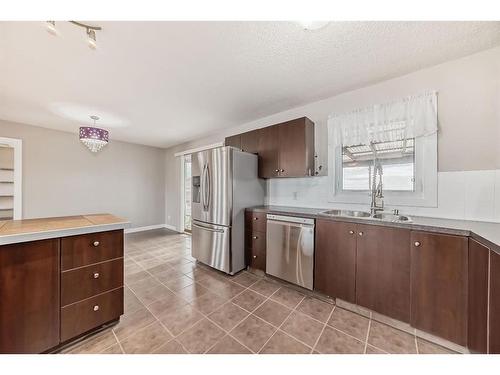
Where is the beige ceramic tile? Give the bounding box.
[368,321,417,354]
[120,322,172,354]
[177,319,225,354]
[260,331,311,354]
[281,311,324,347]
[230,315,276,353]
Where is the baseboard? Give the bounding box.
[125,224,167,234]
[164,224,179,232]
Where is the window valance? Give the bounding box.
[328,91,438,147]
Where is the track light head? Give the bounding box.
[46,21,57,35]
[87,28,97,49]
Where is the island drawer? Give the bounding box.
[60,287,123,342]
[61,258,124,306]
[61,230,123,271]
[245,211,267,232]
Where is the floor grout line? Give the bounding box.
[111,329,126,354]
[363,319,372,354]
[311,305,336,354]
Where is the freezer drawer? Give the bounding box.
[266,215,314,290]
[192,220,231,274]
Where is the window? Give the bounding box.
[342,139,415,192]
[328,92,438,208]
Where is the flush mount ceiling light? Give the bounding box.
[79,115,109,153]
[298,21,330,31]
[45,21,102,49]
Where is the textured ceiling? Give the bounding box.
[1,21,500,148]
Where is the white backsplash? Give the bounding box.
[266,169,500,223]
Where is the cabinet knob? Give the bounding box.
[358,232,363,236]
[349,230,354,235]
[414,241,421,247]
[280,169,284,173]
[93,305,100,312]
[93,272,100,279]
[253,255,257,259]
[93,241,100,247]
[252,236,258,239]
[253,217,258,221]
[275,169,279,173]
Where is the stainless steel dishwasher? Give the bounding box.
[266,214,315,290]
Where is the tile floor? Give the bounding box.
[61,229,455,354]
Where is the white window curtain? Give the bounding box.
[328,91,438,147]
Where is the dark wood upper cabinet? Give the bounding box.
[277,117,315,178]
[315,219,357,303]
[225,134,241,149]
[240,130,260,154]
[224,117,315,178]
[410,231,468,346]
[468,238,489,353]
[490,251,500,354]
[0,239,60,354]
[257,125,280,178]
[356,224,410,322]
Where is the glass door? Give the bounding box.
[184,154,192,232]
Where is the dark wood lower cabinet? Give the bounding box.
[245,209,267,272]
[468,238,489,353]
[356,225,410,322]
[0,230,124,353]
[315,219,356,303]
[410,231,468,346]
[490,251,500,354]
[0,239,60,354]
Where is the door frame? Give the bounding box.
[0,137,22,220]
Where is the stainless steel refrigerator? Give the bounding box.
[191,146,264,275]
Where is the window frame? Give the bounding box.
[328,133,437,207]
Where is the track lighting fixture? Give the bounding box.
[44,21,102,49]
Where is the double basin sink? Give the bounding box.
[318,209,411,223]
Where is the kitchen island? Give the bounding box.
[0,214,129,354]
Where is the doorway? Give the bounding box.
[184,154,192,232]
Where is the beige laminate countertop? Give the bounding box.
[248,205,500,254]
[0,214,130,245]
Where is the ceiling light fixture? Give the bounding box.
[79,115,109,153]
[44,21,102,49]
[298,21,330,31]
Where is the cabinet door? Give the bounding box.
[490,251,500,354]
[240,130,260,154]
[356,225,410,322]
[314,219,356,302]
[225,134,241,149]
[410,231,468,346]
[278,117,315,177]
[257,125,279,178]
[468,239,489,353]
[0,239,60,353]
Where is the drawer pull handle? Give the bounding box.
[93,305,100,312]
[93,272,100,279]
[253,255,257,259]
[414,241,421,247]
[252,236,258,239]
[349,230,354,235]
[358,232,363,236]
[93,241,100,247]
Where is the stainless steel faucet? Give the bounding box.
[370,159,384,215]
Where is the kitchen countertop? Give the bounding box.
[0,214,130,245]
[247,205,500,254]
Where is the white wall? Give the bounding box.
[165,46,500,230]
[1,119,166,228]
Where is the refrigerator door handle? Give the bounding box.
[201,164,207,211]
[192,222,225,233]
[205,164,211,211]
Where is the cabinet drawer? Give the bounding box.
[248,246,266,271]
[245,211,267,232]
[61,230,123,271]
[60,287,123,342]
[245,230,266,252]
[61,258,124,306]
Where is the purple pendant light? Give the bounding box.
[79,115,109,153]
